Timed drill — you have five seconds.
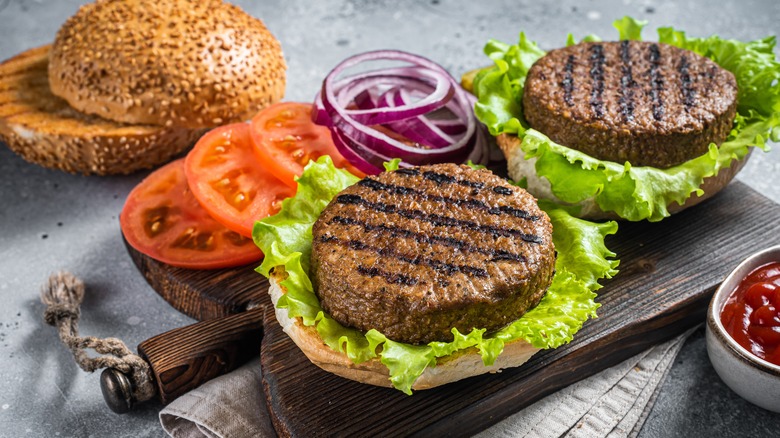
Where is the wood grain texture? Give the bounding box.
[129,181,780,436]
[137,307,265,404]
[126,240,269,320]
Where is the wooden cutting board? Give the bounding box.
[127,181,780,437]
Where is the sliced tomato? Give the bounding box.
[120,159,262,269]
[250,102,365,188]
[185,123,294,237]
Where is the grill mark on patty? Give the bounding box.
[678,55,696,110]
[562,54,575,106]
[589,44,606,118]
[335,194,544,243]
[398,168,515,195]
[707,64,717,80]
[319,235,489,277]
[356,265,418,286]
[619,40,636,122]
[492,186,513,195]
[648,43,665,121]
[422,170,485,189]
[395,168,420,176]
[357,178,540,220]
[329,216,528,262]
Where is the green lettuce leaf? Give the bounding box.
[472,16,780,222]
[614,16,647,40]
[253,157,618,394]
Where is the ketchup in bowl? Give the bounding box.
[720,262,780,365]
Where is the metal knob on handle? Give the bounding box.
[100,368,136,414]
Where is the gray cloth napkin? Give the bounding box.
[159,357,275,438]
[160,331,693,438]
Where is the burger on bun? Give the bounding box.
[468,17,780,221]
[253,157,618,394]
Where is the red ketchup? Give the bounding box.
[720,262,780,366]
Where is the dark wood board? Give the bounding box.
[128,181,780,437]
[127,246,270,321]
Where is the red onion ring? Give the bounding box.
[379,87,456,149]
[330,67,455,125]
[314,50,490,174]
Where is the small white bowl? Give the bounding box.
[706,245,780,412]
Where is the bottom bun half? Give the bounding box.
[268,270,540,390]
[497,133,749,221]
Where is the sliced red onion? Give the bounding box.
[329,126,387,175]
[432,119,467,136]
[353,90,376,110]
[383,88,458,149]
[315,50,489,174]
[329,67,455,125]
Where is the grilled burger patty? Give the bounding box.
[310,163,556,345]
[523,40,738,168]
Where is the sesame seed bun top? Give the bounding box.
[48,0,287,129]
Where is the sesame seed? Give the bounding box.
[47,0,288,128]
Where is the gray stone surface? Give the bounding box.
[0,0,778,436]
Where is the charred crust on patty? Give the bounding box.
[310,163,556,345]
[523,40,738,168]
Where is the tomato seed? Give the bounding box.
[143,206,170,238]
[223,230,253,246]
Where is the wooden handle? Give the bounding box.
[137,306,265,405]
